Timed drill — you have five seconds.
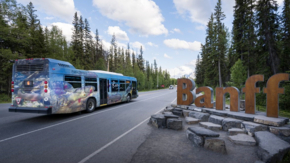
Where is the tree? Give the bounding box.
[137,46,145,72]
[226,59,247,90]
[281,0,290,72]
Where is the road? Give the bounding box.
[0,89,176,163]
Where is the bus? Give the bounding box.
[9,58,138,114]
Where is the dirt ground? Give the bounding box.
[130,119,260,163]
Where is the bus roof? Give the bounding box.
[88,70,123,76]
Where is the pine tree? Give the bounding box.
[281,0,290,72]
[84,18,93,69]
[137,46,145,72]
[71,12,79,63]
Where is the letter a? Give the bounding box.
[242,75,264,114]
[195,87,214,108]
[263,73,289,118]
[177,78,195,105]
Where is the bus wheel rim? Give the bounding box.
[88,101,94,111]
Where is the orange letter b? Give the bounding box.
[177,78,195,105]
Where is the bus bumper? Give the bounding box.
[9,106,52,114]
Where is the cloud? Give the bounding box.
[130,41,145,51]
[169,66,194,78]
[92,0,168,35]
[164,53,172,59]
[47,22,73,42]
[18,0,79,22]
[101,39,111,51]
[45,17,54,20]
[173,0,212,25]
[147,42,158,47]
[163,39,201,51]
[171,28,181,33]
[196,25,205,31]
[277,0,283,6]
[186,59,197,68]
[107,26,129,41]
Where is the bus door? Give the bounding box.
[132,81,137,98]
[100,78,107,105]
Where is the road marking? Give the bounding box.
[0,92,175,143]
[78,97,177,163]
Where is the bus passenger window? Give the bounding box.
[85,77,97,92]
[119,81,125,91]
[64,76,81,88]
[126,80,131,89]
[111,80,119,92]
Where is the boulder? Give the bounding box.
[208,115,225,125]
[189,111,210,122]
[172,110,183,116]
[228,128,246,136]
[183,110,191,117]
[229,134,256,146]
[164,106,174,112]
[187,127,219,147]
[222,118,243,131]
[269,126,290,137]
[180,105,188,109]
[150,114,166,128]
[204,138,227,154]
[185,117,200,124]
[199,122,222,131]
[202,108,228,116]
[167,118,183,130]
[254,116,287,127]
[255,131,290,163]
[227,112,255,121]
[241,121,268,136]
[163,112,173,115]
[188,105,196,111]
[171,104,177,107]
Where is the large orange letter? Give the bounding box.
[242,75,264,114]
[263,73,289,118]
[216,87,240,112]
[195,87,214,108]
[177,78,195,105]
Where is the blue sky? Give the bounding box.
[17,0,284,78]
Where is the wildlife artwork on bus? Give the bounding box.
[9,58,138,114]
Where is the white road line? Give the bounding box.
[78,97,177,163]
[0,92,175,143]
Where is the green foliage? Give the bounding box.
[0,94,10,103]
[226,59,247,90]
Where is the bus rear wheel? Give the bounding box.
[86,98,96,113]
[126,95,131,103]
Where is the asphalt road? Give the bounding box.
[0,89,176,163]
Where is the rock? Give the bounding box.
[229,134,256,146]
[189,111,210,122]
[187,105,196,110]
[227,112,255,121]
[208,115,225,125]
[171,104,177,107]
[167,118,183,130]
[164,106,174,112]
[180,105,188,109]
[255,131,290,163]
[150,114,166,128]
[241,121,268,136]
[202,108,228,116]
[185,117,200,124]
[164,114,179,119]
[187,126,220,137]
[228,128,246,135]
[163,111,173,115]
[186,130,204,147]
[204,138,227,154]
[199,122,222,131]
[269,126,290,137]
[254,116,287,127]
[183,110,191,117]
[222,118,243,131]
[172,109,183,116]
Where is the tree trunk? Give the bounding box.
[218,59,222,87]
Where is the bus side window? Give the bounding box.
[111,80,119,92]
[85,77,97,92]
[64,76,81,88]
[126,80,130,89]
[119,80,125,91]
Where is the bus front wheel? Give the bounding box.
[86,98,96,113]
[126,95,131,103]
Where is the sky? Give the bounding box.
[17,0,284,78]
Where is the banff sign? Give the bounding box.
[177,73,289,118]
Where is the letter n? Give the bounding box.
[263,73,289,118]
[177,78,195,105]
[216,87,240,112]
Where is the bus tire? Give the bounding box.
[126,94,131,103]
[86,98,96,113]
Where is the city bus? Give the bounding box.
[9,58,138,114]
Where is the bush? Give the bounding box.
[0,94,10,103]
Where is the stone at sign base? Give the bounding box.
[241,121,268,136]
[186,130,204,147]
[185,117,200,124]
[269,126,290,137]
[187,127,219,147]
[229,134,256,146]
[208,115,225,125]
[255,131,290,163]
[167,118,182,130]
[204,138,227,154]
[228,128,246,135]
[183,110,190,117]
[189,111,210,122]
[150,114,166,128]
[254,116,287,127]
[199,122,222,131]
[222,118,243,131]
